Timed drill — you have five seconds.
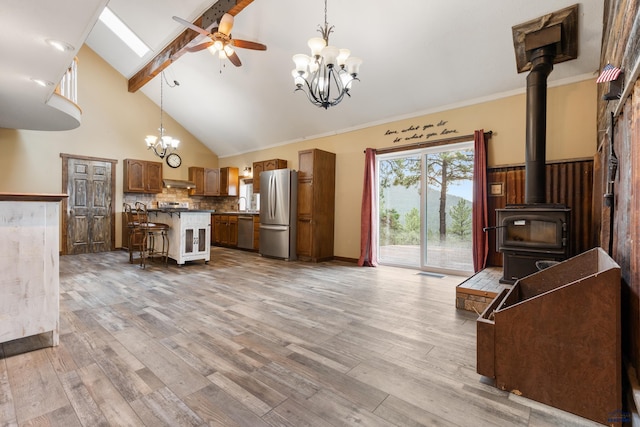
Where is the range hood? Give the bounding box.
[163,179,196,189]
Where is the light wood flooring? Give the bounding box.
[0,247,601,426]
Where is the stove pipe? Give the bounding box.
[525,44,556,204]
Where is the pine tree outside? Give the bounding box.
[377,143,474,273]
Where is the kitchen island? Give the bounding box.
[147,209,214,265]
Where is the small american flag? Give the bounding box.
[596,64,622,83]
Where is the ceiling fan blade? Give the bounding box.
[226,50,242,67]
[218,13,234,35]
[231,39,267,51]
[172,16,210,37]
[185,41,214,52]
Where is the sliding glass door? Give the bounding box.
[377,142,474,274]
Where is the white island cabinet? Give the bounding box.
[149,210,211,265]
[0,193,66,347]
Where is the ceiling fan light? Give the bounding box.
[293,54,310,72]
[207,45,217,55]
[346,56,362,76]
[320,45,340,67]
[219,13,234,35]
[307,37,326,57]
[337,49,351,67]
[213,40,224,51]
[223,44,235,56]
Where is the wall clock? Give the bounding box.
[166,153,182,168]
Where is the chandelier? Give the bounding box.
[291,0,362,109]
[145,72,179,159]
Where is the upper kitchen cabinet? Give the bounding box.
[219,167,239,196]
[123,159,163,193]
[188,166,238,196]
[252,159,287,193]
[188,166,204,196]
[296,149,335,262]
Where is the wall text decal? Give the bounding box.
[383,120,458,144]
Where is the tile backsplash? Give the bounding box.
[123,188,240,212]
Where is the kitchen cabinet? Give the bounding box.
[188,167,204,196]
[123,159,163,193]
[296,149,335,262]
[212,214,238,247]
[189,167,238,196]
[219,167,239,196]
[252,159,287,193]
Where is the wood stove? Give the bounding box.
[496,204,570,284]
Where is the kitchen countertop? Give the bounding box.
[215,211,260,215]
[147,208,217,214]
[214,211,260,215]
[147,209,260,216]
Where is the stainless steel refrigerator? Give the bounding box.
[259,169,298,260]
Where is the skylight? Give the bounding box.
[99,7,151,57]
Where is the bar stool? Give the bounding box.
[135,202,170,268]
[123,203,143,264]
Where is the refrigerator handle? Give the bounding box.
[269,173,275,218]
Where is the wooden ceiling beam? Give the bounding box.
[127,0,254,93]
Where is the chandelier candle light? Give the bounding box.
[292,0,362,109]
[145,72,179,159]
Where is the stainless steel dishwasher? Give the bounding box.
[237,215,254,249]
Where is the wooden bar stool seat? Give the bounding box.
[135,202,170,268]
[123,203,144,264]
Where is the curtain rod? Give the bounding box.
[365,130,493,155]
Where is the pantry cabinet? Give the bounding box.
[123,159,163,193]
[296,149,335,262]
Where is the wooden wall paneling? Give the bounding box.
[597,0,640,379]
[592,147,604,252]
[614,103,633,282]
[630,81,640,370]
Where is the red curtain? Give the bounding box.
[358,148,378,267]
[472,130,489,272]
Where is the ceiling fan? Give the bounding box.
[172,13,266,67]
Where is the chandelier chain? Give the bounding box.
[159,72,164,137]
[145,71,180,158]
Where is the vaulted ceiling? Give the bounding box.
[1,1,604,157]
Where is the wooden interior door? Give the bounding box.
[62,154,117,254]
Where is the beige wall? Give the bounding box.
[0,46,218,245]
[222,78,597,260]
[0,43,596,260]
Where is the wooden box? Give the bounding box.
[477,247,621,426]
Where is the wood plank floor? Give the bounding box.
[0,247,601,426]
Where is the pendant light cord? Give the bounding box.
[159,72,164,138]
